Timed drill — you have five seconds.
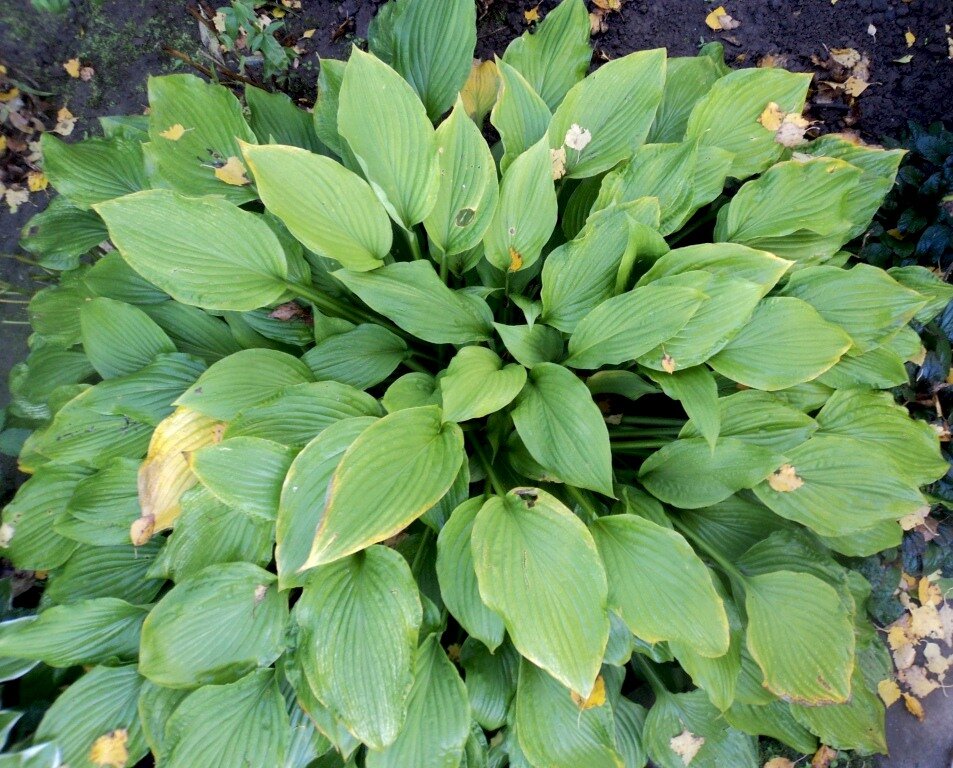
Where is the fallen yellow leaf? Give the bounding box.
[811,745,838,768]
[570,674,607,709]
[63,58,81,78]
[0,135,6,154]
[593,0,622,9]
[4,187,29,213]
[669,729,704,765]
[758,102,784,131]
[887,624,910,650]
[524,4,540,23]
[829,47,861,67]
[158,123,187,141]
[924,642,950,677]
[89,729,129,768]
[919,577,942,607]
[910,603,943,640]
[842,76,871,97]
[26,171,48,192]
[0,87,20,102]
[54,106,77,136]
[551,146,567,180]
[905,29,915,47]
[764,758,795,768]
[768,464,803,492]
[508,247,523,272]
[661,353,677,374]
[899,504,929,530]
[902,692,924,721]
[214,156,251,186]
[877,679,901,706]
[893,642,916,670]
[302,28,315,38]
[705,6,740,31]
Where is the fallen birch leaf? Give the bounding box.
[27,171,48,192]
[903,692,925,720]
[829,47,861,68]
[4,187,29,213]
[551,147,567,180]
[63,58,81,78]
[811,745,838,768]
[524,4,540,23]
[901,665,940,697]
[705,6,740,31]
[923,643,950,677]
[570,674,606,709]
[89,729,128,768]
[764,759,795,768]
[905,29,915,47]
[768,464,803,492]
[877,679,901,706]
[669,730,704,765]
[159,123,187,141]
[214,156,251,186]
[80,66,95,81]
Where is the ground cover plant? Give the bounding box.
[2,0,953,765]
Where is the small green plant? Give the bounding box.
[3,0,953,766]
[213,0,297,82]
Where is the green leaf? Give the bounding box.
[591,514,729,656]
[714,158,863,263]
[549,49,665,179]
[304,406,464,567]
[141,302,241,364]
[483,138,557,272]
[41,133,148,209]
[95,189,289,311]
[494,323,564,368]
[744,570,854,704]
[639,438,783,509]
[376,0,476,121]
[708,297,851,390]
[752,434,926,536]
[514,661,622,768]
[176,349,313,420]
[139,563,287,688]
[684,67,811,179]
[564,284,706,369]
[147,74,257,203]
[35,665,147,768]
[190,437,295,520]
[225,381,381,447]
[424,100,499,255]
[302,324,408,390]
[21,196,108,267]
[59,459,140,547]
[647,48,727,143]
[294,546,421,749]
[613,697,649,768]
[460,639,519,731]
[334,262,493,344]
[502,0,591,110]
[437,498,506,650]
[383,373,441,412]
[724,700,817,755]
[888,265,953,322]
[649,366,719,450]
[80,297,175,378]
[313,59,351,161]
[511,363,613,495]
[365,636,470,768]
[242,143,391,272]
[276,417,376,587]
[440,346,526,422]
[246,85,324,153]
[642,690,757,768]
[472,488,609,696]
[162,670,290,768]
[338,48,439,229]
[45,540,165,605]
[586,370,658,401]
[0,598,146,667]
[490,61,552,174]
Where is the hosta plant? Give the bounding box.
[4,0,953,766]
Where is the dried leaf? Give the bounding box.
[905,29,916,47]
[4,187,29,213]
[564,123,592,151]
[661,354,676,374]
[893,54,913,64]
[158,123,187,141]
[89,729,129,768]
[919,577,942,607]
[923,643,950,677]
[570,674,607,709]
[910,604,943,640]
[669,730,704,765]
[892,642,916,670]
[868,23,877,37]
[551,147,567,180]
[764,759,795,768]
[214,156,251,186]
[768,464,803,492]
[589,9,609,34]
[0,87,19,102]
[758,102,784,131]
[902,692,924,720]
[593,0,622,9]
[302,29,316,39]
[508,247,523,272]
[54,106,77,136]
[27,171,48,192]
[842,76,871,97]
[811,745,838,768]
[705,6,740,30]
[877,679,901,706]
[524,4,541,23]
[63,58,81,78]
[829,47,861,68]
[899,505,930,531]
[900,665,940,697]
[80,66,95,82]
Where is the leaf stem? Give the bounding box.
[667,206,719,246]
[565,486,601,523]
[403,228,424,261]
[671,518,746,582]
[630,653,668,697]
[473,441,506,496]
[287,281,364,324]
[621,416,686,427]
[610,439,673,450]
[402,355,430,375]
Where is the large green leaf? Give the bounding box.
[162,670,289,768]
[424,100,499,256]
[302,324,408,390]
[511,363,613,496]
[460,639,519,731]
[549,49,665,179]
[483,138,557,272]
[294,546,421,749]
[564,284,706,369]
[440,346,526,422]
[35,665,148,768]
[514,661,622,768]
[365,636,470,768]
[684,67,811,179]
[176,349,313,420]
[59,459,140,547]
[436,498,505,650]
[648,366,719,450]
[647,47,728,143]
[338,48,439,228]
[41,133,147,209]
[708,297,851,390]
[242,143,392,272]
[95,190,289,311]
[80,297,175,378]
[139,563,287,688]
[304,406,464,567]
[0,598,146,667]
[744,570,854,704]
[639,438,783,509]
[502,0,591,110]
[147,73,258,203]
[334,261,493,344]
[83,251,165,305]
[45,540,165,606]
[246,85,324,153]
[472,488,609,696]
[494,323,564,368]
[21,196,108,266]
[490,61,552,173]
[591,514,729,656]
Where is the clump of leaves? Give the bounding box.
[210,0,298,83]
[3,0,953,766]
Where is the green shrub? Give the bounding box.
[4,0,953,765]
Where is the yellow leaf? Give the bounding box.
[669,730,704,765]
[0,135,6,154]
[905,29,916,47]
[460,59,499,125]
[302,28,316,38]
[829,47,861,67]
[508,247,523,272]
[758,102,784,131]
[551,146,567,180]
[902,692,924,720]
[764,759,795,768]
[877,679,901,706]
[893,642,915,670]
[89,729,129,768]
[768,464,803,492]
[54,106,77,136]
[661,353,677,374]
[705,6,740,30]
[273,7,286,17]
[901,665,940,697]
[811,745,838,768]
[0,87,19,102]
[571,674,606,709]
[524,4,540,23]
[887,624,910,650]
[910,603,943,640]
[842,76,871,97]
[924,642,951,677]
[27,171,48,192]
[214,156,251,186]
[63,58,81,78]
[919,577,942,607]
[899,504,929,530]
[159,123,187,141]
[593,0,622,9]
[4,187,29,214]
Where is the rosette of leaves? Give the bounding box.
[3,1,953,766]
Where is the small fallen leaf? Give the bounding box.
[63,58,81,78]
[764,759,795,768]
[774,113,810,148]
[54,106,77,136]
[910,604,943,640]
[565,123,592,151]
[89,729,129,768]
[893,642,916,670]
[868,23,877,37]
[887,624,911,650]
[158,123,187,141]
[593,0,622,9]
[905,29,916,47]
[899,505,930,531]
[213,11,227,32]
[811,745,838,768]
[919,577,942,607]
[661,354,676,374]
[524,4,540,23]
[842,76,871,97]
[901,665,940,697]
[923,643,950,677]
[130,515,156,546]
[26,171,48,192]
[768,464,803,492]
[877,679,902,706]
[302,28,315,38]
[893,54,913,64]
[4,187,29,213]
[829,47,861,68]
[758,102,784,131]
[0,523,14,548]
[508,247,523,272]
[571,675,607,709]
[80,66,95,81]
[903,692,925,720]
[214,156,251,186]
[0,136,6,155]
[669,729,704,765]
[0,87,19,102]
[590,9,609,34]
[940,604,953,645]
[551,146,567,180]
[705,6,740,30]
